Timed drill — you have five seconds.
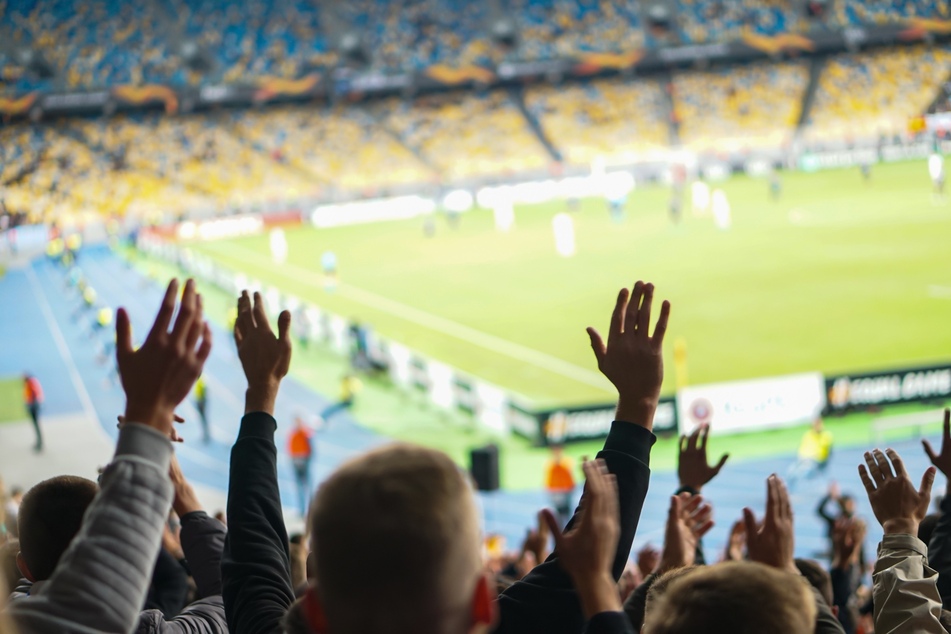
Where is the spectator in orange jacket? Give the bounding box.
[23,373,44,452]
[546,445,576,528]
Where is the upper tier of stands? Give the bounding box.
[2,0,949,94]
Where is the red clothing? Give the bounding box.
[23,377,43,405]
[545,459,575,493]
[288,426,313,459]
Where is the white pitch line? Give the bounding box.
[26,266,99,423]
[201,241,612,392]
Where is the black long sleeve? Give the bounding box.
[830,566,856,634]
[622,573,657,631]
[816,495,837,536]
[928,489,951,609]
[180,511,227,599]
[494,422,655,634]
[583,611,636,634]
[221,412,295,634]
[145,547,190,619]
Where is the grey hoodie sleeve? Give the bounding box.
[6,423,174,634]
[136,596,227,634]
[179,511,227,599]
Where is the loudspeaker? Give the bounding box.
[470,444,500,492]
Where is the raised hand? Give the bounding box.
[922,409,951,477]
[116,279,211,435]
[859,448,935,536]
[542,460,622,618]
[586,281,671,427]
[678,424,729,491]
[234,290,292,415]
[743,475,796,574]
[723,520,746,561]
[657,492,714,574]
[831,517,866,570]
[522,510,551,565]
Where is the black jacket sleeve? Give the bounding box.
[928,491,951,609]
[830,565,856,634]
[180,511,227,599]
[145,547,190,618]
[494,422,655,634]
[816,495,836,533]
[221,413,295,634]
[583,611,636,634]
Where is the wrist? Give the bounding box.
[882,519,919,536]
[124,403,174,434]
[172,490,202,517]
[245,383,279,415]
[575,572,622,619]
[615,396,658,429]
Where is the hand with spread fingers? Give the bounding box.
[586,281,671,428]
[743,475,797,574]
[922,409,951,479]
[116,278,212,435]
[678,424,729,492]
[657,492,714,573]
[859,448,936,536]
[542,459,622,619]
[233,290,292,415]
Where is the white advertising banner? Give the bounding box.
[677,372,826,435]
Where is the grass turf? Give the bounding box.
[0,377,26,424]
[188,160,951,410]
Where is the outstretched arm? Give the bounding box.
[6,279,210,634]
[221,291,295,634]
[496,281,669,634]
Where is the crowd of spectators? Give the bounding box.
[524,79,669,166]
[3,0,951,94]
[804,45,951,145]
[672,61,809,154]
[2,277,951,634]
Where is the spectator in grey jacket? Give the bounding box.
[2,278,212,634]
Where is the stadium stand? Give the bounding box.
[804,45,951,145]
[673,61,809,154]
[673,0,802,45]
[835,0,949,26]
[524,78,669,165]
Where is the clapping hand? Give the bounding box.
[116,279,211,435]
[657,492,714,574]
[743,475,797,574]
[234,291,292,415]
[859,448,935,536]
[586,281,671,428]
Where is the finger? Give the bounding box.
[774,476,792,520]
[608,287,629,345]
[233,320,244,347]
[184,294,204,351]
[698,423,709,453]
[116,307,134,356]
[237,291,254,330]
[923,439,939,465]
[872,449,893,480]
[864,451,885,483]
[713,453,730,475]
[682,493,703,515]
[625,281,645,335]
[920,466,937,500]
[170,279,197,348]
[278,310,292,343]
[586,327,606,367]
[765,475,778,523]
[636,282,654,335]
[651,300,671,348]
[858,464,875,493]
[696,519,715,538]
[687,425,701,452]
[944,408,951,443]
[146,279,179,344]
[742,507,758,539]
[603,473,619,522]
[541,509,565,548]
[174,414,185,423]
[885,448,907,478]
[195,323,213,363]
[668,494,682,523]
[679,434,687,454]
[253,292,274,335]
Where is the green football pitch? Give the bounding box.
[189,160,951,410]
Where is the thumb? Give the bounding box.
[923,439,938,465]
[713,453,730,475]
[278,310,292,343]
[742,508,758,541]
[116,308,133,356]
[920,466,937,499]
[586,327,606,365]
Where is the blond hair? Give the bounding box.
[644,561,816,634]
[310,443,482,634]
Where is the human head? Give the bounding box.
[643,561,815,634]
[310,443,491,634]
[795,558,833,607]
[551,445,564,460]
[812,417,824,432]
[644,566,698,618]
[17,476,98,581]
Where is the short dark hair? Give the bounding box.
[18,476,98,580]
[795,558,833,607]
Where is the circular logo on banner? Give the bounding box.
[689,398,714,425]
